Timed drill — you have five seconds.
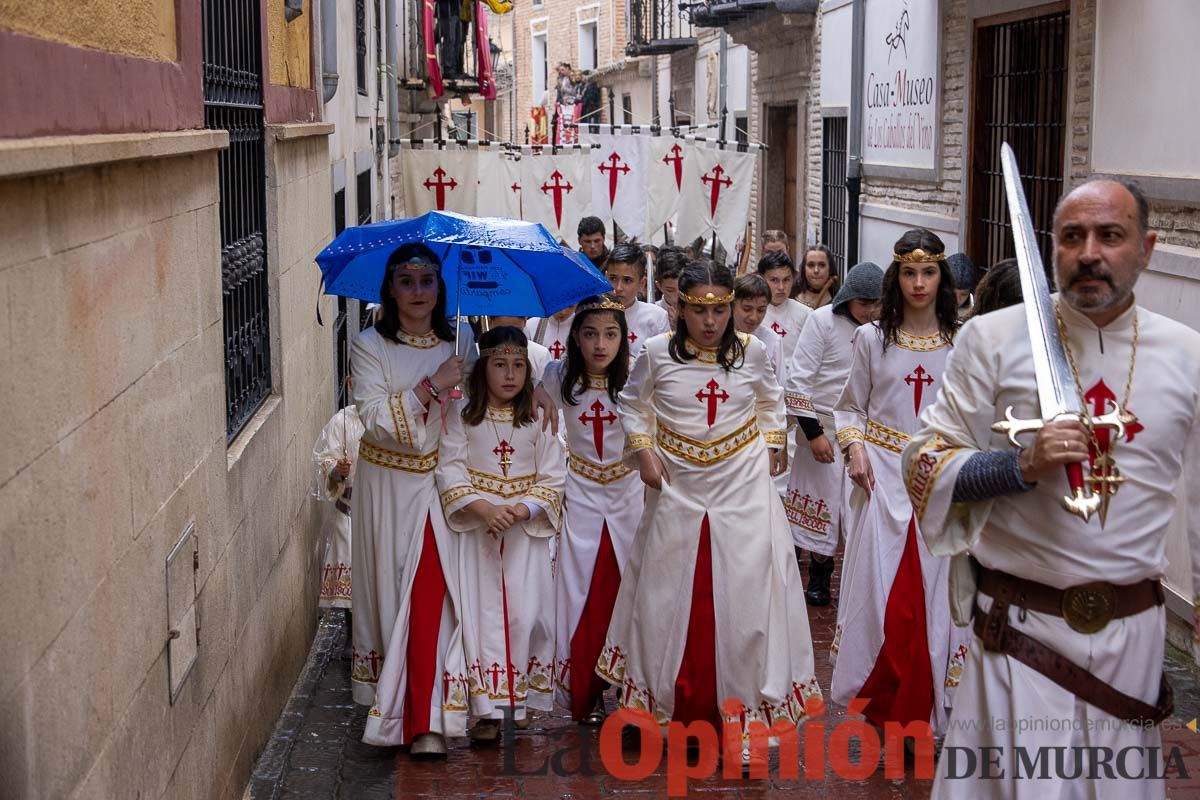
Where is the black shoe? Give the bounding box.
[805,556,834,606]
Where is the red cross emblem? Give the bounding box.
[662,143,684,190]
[597,152,631,207]
[493,439,514,477]
[579,399,617,459]
[701,164,733,216]
[1084,379,1143,456]
[422,167,458,210]
[628,329,638,345]
[904,365,935,417]
[540,169,574,228]
[771,321,787,338]
[548,339,566,358]
[696,378,729,426]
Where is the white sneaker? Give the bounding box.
[410,733,447,759]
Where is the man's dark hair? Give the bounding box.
[734,273,771,302]
[755,250,795,276]
[1054,177,1150,235]
[605,242,647,276]
[577,216,605,238]
[655,246,689,281]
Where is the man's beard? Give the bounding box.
[1059,263,1136,312]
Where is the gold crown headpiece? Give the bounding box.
[680,290,735,305]
[480,344,528,359]
[575,297,626,314]
[892,248,946,264]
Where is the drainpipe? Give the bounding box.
[385,0,401,159]
[846,0,865,267]
[321,0,339,103]
[717,30,728,140]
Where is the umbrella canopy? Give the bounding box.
[316,210,611,317]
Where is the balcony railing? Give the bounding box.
[627,0,697,56]
[685,0,815,28]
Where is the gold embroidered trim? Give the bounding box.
[656,418,760,466]
[359,441,438,473]
[836,426,864,448]
[783,490,833,536]
[467,468,536,498]
[583,374,608,390]
[440,484,477,508]
[785,393,816,414]
[624,433,654,453]
[944,644,969,689]
[368,707,382,717]
[568,451,634,484]
[673,332,750,363]
[907,434,960,524]
[895,329,951,352]
[830,624,843,657]
[893,248,946,263]
[864,419,910,454]
[388,392,413,447]
[763,430,787,447]
[680,290,735,305]
[486,406,515,422]
[398,330,441,349]
[526,484,563,518]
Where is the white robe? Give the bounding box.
[541,361,645,715]
[762,298,813,383]
[525,315,575,361]
[623,300,670,364]
[313,406,365,609]
[351,327,468,738]
[600,332,822,729]
[903,299,1200,799]
[783,306,860,556]
[751,324,785,379]
[830,324,971,735]
[437,405,567,721]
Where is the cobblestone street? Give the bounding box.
[246,578,1200,799]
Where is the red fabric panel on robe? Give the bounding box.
[402,514,447,743]
[570,521,622,719]
[672,513,720,729]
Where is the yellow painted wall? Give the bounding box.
[0,0,176,61]
[268,0,312,88]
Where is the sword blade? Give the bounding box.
[1000,142,1081,421]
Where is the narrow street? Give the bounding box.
[247,568,1200,799]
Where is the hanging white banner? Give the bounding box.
[581,129,648,242]
[644,134,691,239]
[400,145,479,216]
[476,149,523,220]
[518,149,593,243]
[673,140,757,260]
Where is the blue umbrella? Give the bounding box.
[315,210,611,318]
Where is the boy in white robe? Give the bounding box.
[603,242,670,364]
[524,306,575,361]
[313,402,365,609]
[756,250,813,380]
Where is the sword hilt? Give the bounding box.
[1063,463,1100,521]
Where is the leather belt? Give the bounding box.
[974,565,1172,726]
[977,565,1163,634]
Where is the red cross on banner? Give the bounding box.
[674,142,757,260]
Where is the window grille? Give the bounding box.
[821,115,848,277]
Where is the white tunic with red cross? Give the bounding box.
[622,300,670,364]
[761,298,813,383]
[524,314,574,361]
[905,299,1200,800]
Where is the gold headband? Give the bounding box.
[892,248,946,263]
[680,290,735,305]
[575,298,626,314]
[480,344,528,359]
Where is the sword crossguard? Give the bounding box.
[991,406,1127,447]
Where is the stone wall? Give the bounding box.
[0,127,334,800]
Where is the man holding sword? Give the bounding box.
[903,152,1200,798]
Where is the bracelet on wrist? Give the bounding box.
[420,377,440,400]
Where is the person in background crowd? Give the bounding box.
[603,243,670,364]
[654,246,689,327]
[783,262,883,607]
[795,244,838,309]
[577,69,602,123]
[732,273,784,378]
[578,216,608,271]
[762,229,790,257]
[968,257,1022,318]
[313,394,366,612]
[947,252,981,317]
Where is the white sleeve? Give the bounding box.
[832,326,872,450]
[785,312,827,420]
[351,334,430,450]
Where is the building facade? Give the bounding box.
[0,2,337,798]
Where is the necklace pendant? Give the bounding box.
[1084,452,1124,528]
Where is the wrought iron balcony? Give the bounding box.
[684,0,815,28]
[627,0,697,57]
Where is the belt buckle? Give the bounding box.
[1061,582,1117,634]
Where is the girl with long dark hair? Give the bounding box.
[828,228,970,738]
[540,295,641,725]
[599,260,821,767]
[794,244,839,309]
[358,244,467,758]
[437,325,566,743]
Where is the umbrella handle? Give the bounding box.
[449,278,464,400]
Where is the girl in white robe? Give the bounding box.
[541,295,643,724]
[782,262,883,606]
[355,245,469,758]
[600,260,821,755]
[829,230,971,737]
[436,325,566,742]
[313,403,365,609]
